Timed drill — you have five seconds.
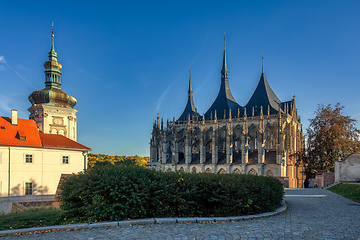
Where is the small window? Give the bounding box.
[62,156,69,164]
[25,154,33,163]
[25,182,33,195]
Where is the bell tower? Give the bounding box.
[28,26,78,141]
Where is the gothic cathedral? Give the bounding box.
[149,37,305,188]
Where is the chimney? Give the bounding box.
[11,109,18,125]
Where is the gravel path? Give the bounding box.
[2,188,360,239]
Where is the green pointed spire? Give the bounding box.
[44,23,62,88]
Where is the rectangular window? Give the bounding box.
[25,154,33,163]
[25,182,33,195]
[62,156,69,164]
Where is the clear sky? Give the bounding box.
[0,1,359,157]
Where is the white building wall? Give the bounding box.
[0,146,86,197]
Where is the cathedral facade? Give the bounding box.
[149,38,304,188]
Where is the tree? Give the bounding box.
[305,103,360,177]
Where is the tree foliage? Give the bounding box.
[305,103,360,176]
[88,154,150,169]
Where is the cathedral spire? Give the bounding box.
[177,68,199,121]
[188,67,193,98]
[262,56,264,74]
[204,34,243,120]
[221,33,229,81]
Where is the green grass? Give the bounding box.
[0,208,81,231]
[328,183,360,203]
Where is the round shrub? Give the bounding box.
[59,164,284,221]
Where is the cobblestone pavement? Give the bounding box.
[2,188,360,239]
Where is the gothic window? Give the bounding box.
[191,167,196,173]
[179,167,184,172]
[218,168,226,174]
[266,169,273,176]
[248,168,257,175]
[219,129,226,152]
[233,168,241,174]
[167,168,172,172]
[233,127,242,152]
[205,168,212,173]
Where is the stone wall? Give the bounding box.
[308,171,334,188]
[335,153,360,182]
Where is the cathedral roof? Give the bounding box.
[28,28,77,109]
[245,58,283,116]
[178,69,200,121]
[204,36,242,120]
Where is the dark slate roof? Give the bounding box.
[245,72,282,116]
[178,96,199,121]
[204,80,243,120]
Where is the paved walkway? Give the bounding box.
[2,188,360,239]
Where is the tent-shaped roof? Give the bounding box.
[245,72,282,116]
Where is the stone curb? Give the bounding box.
[0,200,286,237]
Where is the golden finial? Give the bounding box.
[224,32,226,40]
[51,22,54,37]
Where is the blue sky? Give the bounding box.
[1,1,359,157]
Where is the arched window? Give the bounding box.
[167,168,172,172]
[179,167,184,172]
[233,168,241,174]
[248,168,257,175]
[205,168,212,173]
[191,167,196,173]
[266,169,273,176]
[218,168,226,174]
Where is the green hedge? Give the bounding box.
[59,163,283,221]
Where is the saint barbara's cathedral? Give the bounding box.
[149,37,304,188]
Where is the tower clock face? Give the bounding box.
[54,118,63,125]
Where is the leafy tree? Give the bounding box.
[305,103,360,177]
[87,154,150,169]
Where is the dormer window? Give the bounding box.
[16,131,26,141]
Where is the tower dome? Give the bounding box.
[28,28,77,109]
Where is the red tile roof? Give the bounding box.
[0,116,90,151]
[0,117,42,147]
[39,132,90,151]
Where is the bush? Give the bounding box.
[59,164,283,222]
